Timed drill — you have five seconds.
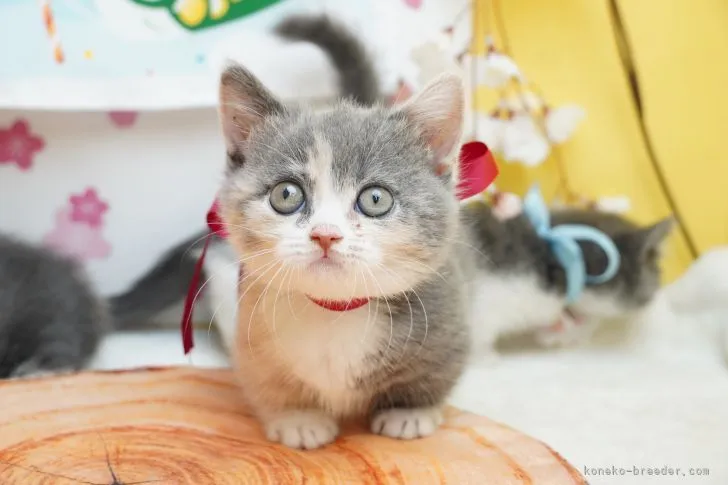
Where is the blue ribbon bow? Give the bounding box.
[522,185,620,304]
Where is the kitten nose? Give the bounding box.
[310,224,343,252]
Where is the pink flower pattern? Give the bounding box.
[0,120,45,171]
[43,188,112,262]
[108,111,139,128]
[44,209,111,261]
[70,188,109,228]
[404,0,423,9]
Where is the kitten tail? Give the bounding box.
[275,14,380,106]
[109,231,212,329]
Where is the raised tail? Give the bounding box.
[275,14,380,106]
[109,231,211,329]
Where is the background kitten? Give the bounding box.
[0,234,109,378]
[463,200,674,353]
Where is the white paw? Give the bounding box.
[264,411,339,450]
[371,407,443,440]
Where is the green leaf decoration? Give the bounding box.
[128,0,283,31]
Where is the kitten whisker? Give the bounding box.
[270,265,295,354]
[286,264,302,324]
[373,261,416,367]
[179,232,219,262]
[373,262,429,362]
[193,249,276,334]
[385,254,451,286]
[361,264,394,357]
[214,222,278,240]
[440,235,491,262]
[233,260,280,355]
[253,264,287,354]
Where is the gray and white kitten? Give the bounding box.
[113,15,673,449]
[463,202,673,351]
[0,234,109,378]
[217,17,472,450]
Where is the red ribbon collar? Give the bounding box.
[181,141,498,354]
[307,296,371,312]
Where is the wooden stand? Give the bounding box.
[0,367,585,484]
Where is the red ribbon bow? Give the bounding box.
[181,141,498,354]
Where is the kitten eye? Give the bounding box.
[356,186,394,217]
[269,181,305,215]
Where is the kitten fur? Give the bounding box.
[462,202,673,350]
[275,15,379,106]
[218,14,470,449]
[0,234,109,378]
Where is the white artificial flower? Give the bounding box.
[500,95,523,112]
[475,113,506,153]
[521,91,544,112]
[477,52,522,88]
[501,114,551,166]
[545,104,586,143]
[595,196,631,214]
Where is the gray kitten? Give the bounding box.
[462,201,673,350]
[0,234,109,378]
[218,15,472,450]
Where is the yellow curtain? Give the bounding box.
[469,0,728,283]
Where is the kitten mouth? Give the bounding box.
[308,254,344,271]
[308,257,344,271]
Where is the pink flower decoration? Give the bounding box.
[108,111,139,128]
[404,0,423,9]
[44,209,111,261]
[70,188,109,228]
[0,119,45,171]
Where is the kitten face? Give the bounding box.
[218,66,464,300]
[559,212,674,317]
[610,218,673,308]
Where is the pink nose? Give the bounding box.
[310,224,343,252]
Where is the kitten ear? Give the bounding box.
[637,217,675,257]
[219,63,284,156]
[399,73,465,174]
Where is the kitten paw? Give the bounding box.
[371,407,443,440]
[535,319,597,347]
[264,410,339,450]
[535,326,571,347]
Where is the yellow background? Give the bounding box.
[471,0,728,283]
